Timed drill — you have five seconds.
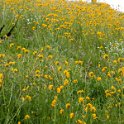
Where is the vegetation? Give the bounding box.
[0,0,124,124]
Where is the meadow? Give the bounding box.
[0,0,124,124]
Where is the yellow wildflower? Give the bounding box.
[48,85,53,90]
[88,72,95,78]
[96,77,102,81]
[64,70,70,78]
[66,103,71,109]
[17,54,22,59]
[92,113,97,119]
[70,113,75,119]
[73,79,78,84]
[60,109,64,114]
[64,79,69,86]
[103,54,109,60]
[76,119,86,124]
[24,114,30,120]
[17,121,21,124]
[78,97,84,103]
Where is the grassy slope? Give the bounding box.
[0,0,124,124]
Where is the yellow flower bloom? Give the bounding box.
[58,66,62,71]
[64,79,69,86]
[17,54,22,59]
[92,113,97,119]
[102,67,107,72]
[25,95,32,101]
[86,96,90,100]
[57,87,61,93]
[77,90,85,94]
[48,85,53,90]
[96,77,102,81]
[73,79,78,84]
[103,54,109,60]
[88,72,95,78]
[60,108,64,114]
[32,26,36,30]
[76,119,86,124]
[66,103,71,109]
[75,60,83,65]
[70,112,75,119]
[78,97,84,103]
[24,114,30,120]
[0,54,5,58]
[41,24,47,28]
[17,121,21,124]
[64,70,70,78]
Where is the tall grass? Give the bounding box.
[0,0,124,124]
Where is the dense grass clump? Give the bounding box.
[0,0,124,124]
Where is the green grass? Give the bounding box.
[0,0,124,124]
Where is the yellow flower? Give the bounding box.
[33,51,37,56]
[102,67,107,72]
[38,54,44,58]
[96,77,102,81]
[0,54,5,58]
[51,97,57,108]
[70,113,75,119]
[48,85,53,90]
[11,68,18,73]
[118,58,124,63]
[9,61,16,65]
[75,60,83,65]
[17,54,22,59]
[64,79,69,86]
[16,46,21,50]
[77,90,85,94]
[78,97,84,103]
[87,103,93,108]
[103,54,109,60]
[54,61,59,65]
[73,79,78,84]
[113,60,117,64]
[86,96,90,100]
[47,55,53,59]
[76,119,86,124]
[41,24,47,28]
[66,103,71,109]
[46,45,51,49]
[35,70,40,74]
[32,26,36,30]
[9,43,14,48]
[25,95,32,101]
[60,109,64,114]
[57,87,61,93]
[24,114,30,120]
[92,113,97,119]
[64,70,70,78]
[97,31,105,38]
[58,66,62,71]
[111,86,116,91]
[107,72,111,78]
[118,67,124,76]
[88,72,95,78]
[17,121,21,124]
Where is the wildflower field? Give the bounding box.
[0,0,124,124]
